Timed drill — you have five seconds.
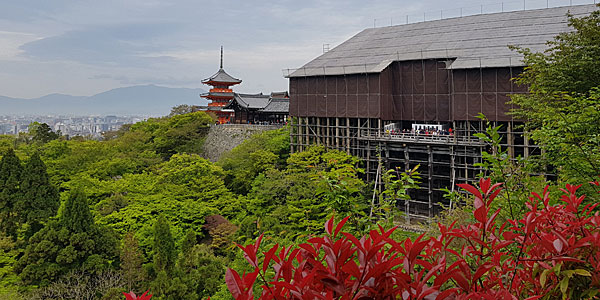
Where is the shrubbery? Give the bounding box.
[227,178,600,299]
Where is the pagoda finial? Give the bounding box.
[220,46,223,69]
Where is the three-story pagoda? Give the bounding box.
[200,46,242,124]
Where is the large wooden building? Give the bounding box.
[286,4,597,220]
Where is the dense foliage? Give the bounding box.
[229,178,600,299]
[511,5,600,187]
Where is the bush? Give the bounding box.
[227,178,600,299]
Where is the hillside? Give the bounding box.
[0,85,207,116]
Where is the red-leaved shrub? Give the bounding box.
[227,178,600,299]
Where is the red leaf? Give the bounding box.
[225,268,244,299]
[263,244,279,273]
[457,183,482,200]
[334,216,350,237]
[325,214,334,235]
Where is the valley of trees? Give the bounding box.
[0,6,599,300]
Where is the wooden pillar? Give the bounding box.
[346,117,350,155]
[305,117,310,148]
[507,121,515,158]
[326,118,331,146]
[428,145,433,220]
[335,118,340,149]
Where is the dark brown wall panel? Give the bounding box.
[307,94,316,116]
[290,95,298,116]
[298,94,307,116]
[453,94,467,120]
[467,93,482,120]
[424,61,437,94]
[392,95,403,120]
[401,63,413,94]
[424,95,436,120]
[326,76,336,94]
[497,94,512,121]
[370,95,381,118]
[357,94,368,117]
[337,76,346,94]
[402,95,413,120]
[337,95,347,116]
[436,67,449,94]
[290,78,298,95]
[482,69,497,92]
[307,77,317,94]
[482,93,497,119]
[326,95,336,117]
[497,68,512,93]
[452,70,467,93]
[413,94,425,120]
[466,69,481,93]
[347,75,358,94]
[412,62,424,94]
[437,95,450,121]
[347,94,357,117]
[358,75,368,92]
[369,74,380,93]
[317,94,327,116]
[315,77,325,95]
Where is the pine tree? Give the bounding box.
[15,188,118,286]
[153,215,176,275]
[121,232,143,291]
[181,229,196,256]
[18,152,60,238]
[0,149,23,239]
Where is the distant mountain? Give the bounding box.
[0,85,208,116]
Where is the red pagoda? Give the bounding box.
[200,47,242,124]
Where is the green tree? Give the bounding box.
[0,149,23,239]
[29,122,60,144]
[153,215,176,275]
[121,232,144,292]
[17,152,60,238]
[15,189,118,286]
[511,5,600,188]
[218,128,290,195]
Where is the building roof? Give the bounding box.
[224,92,290,113]
[202,68,242,85]
[288,4,597,77]
[262,98,289,113]
[227,93,271,110]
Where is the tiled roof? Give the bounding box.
[202,68,242,85]
[288,4,597,77]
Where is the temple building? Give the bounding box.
[286,4,597,220]
[225,92,289,124]
[200,47,242,124]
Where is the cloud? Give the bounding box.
[19,22,183,66]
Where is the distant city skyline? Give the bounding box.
[1,0,593,99]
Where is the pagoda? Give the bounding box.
[200,47,242,124]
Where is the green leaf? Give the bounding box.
[559,277,569,296]
[572,269,591,277]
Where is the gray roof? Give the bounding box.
[262,98,289,113]
[288,4,597,77]
[202,68,242,85]
[228,93,270,109]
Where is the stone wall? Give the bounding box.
[202,124,283,162]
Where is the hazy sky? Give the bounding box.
[0,0,589,98]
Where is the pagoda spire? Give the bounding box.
[220,46,223,69]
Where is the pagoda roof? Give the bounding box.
[200,91,235,98]
[202,68,242,85]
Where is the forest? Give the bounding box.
[0,6,600,300]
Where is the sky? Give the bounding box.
[0,0,587,98]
